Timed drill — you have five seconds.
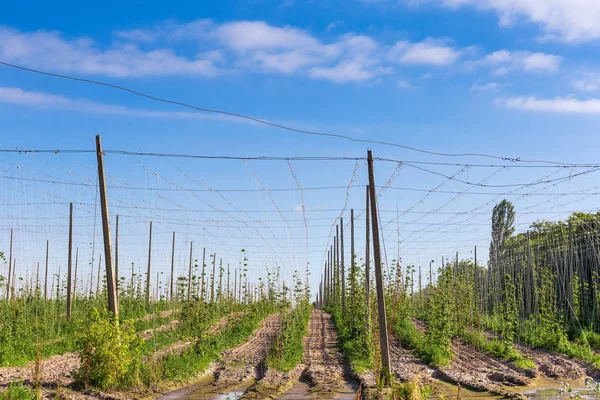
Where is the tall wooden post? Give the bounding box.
[66,202,73,320]
[74,248,79,301]
[170,232,175,302]
[201,248,206,301]
[341,217,346,317]
[115,214,119,298]
[334,228,338,307]
[96,254,102,296]
[187,241,193,301]
[218,258,223,301]
[146,221,152,304]
[211,253,216,302]
[44,240,49,301]
[366,186,371,320]
[6,229,13,301]
[227,264,231,298]
[351,209,355,303]
[367,150,391,385]
[95,135,119,316]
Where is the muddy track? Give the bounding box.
[210,313,282,389]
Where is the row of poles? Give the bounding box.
[315,150,392,384]
[4,135,264,320]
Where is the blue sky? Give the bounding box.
[2,0,600,299]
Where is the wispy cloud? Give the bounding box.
[500,96,600,114]
[391,38,461,66]
[0,86,231,120]
[0,26,221,78]
[440,0,600,43]
[477,50,561,74]
[471,82,503,92]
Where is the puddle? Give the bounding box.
[523,387,600,399]
[216,392,244,400]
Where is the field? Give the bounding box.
[3,146,600,400]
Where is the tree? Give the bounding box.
[489,200,515,270]
[488,200,515,313]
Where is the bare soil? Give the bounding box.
[210,313,282,389]
[302,309,356,394]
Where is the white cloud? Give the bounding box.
[440,0,600,43]
[217,21,320,52]
[0,27,220,78]
[325,21,344,32]
[0,21,473,84]
[0,86,228,120]
[397,79,413,89]
[479,50,561,74]
[310,57,389,83]
[391,38,461,66]
[572,73,600,92]
[501,96,600,114]
[471,82,502,92]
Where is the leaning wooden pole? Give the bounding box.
[367,150,391,385]
[66,202,73,320]
[95,134,119,317]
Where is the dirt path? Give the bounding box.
[0,352,79,388]
[302,309,356,394]
[209,313,282,389]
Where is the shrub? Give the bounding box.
[76,308,142,390]
[0,383,35,400]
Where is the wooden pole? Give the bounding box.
[341,217,346,317]
[6,228,12,301]
[44,240,49,302]
[73,248,79,302]
[211,253,216,302]
[170,232,175,302]
[95,135,119,316]
[201,248,206,301]
[367,150,391,384]
[145,221,152,304]
[115,214,119,299]
[188,241,193,301]
[96,254,102,296]
[218,258,223,300]
[66,202,73,320]
[351,209,355,306]
[366,185,371,321]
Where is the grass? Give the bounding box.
[0,383,35,400]
[461,330,535,370]
[266,302,310,372]
[392,317,452,368]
